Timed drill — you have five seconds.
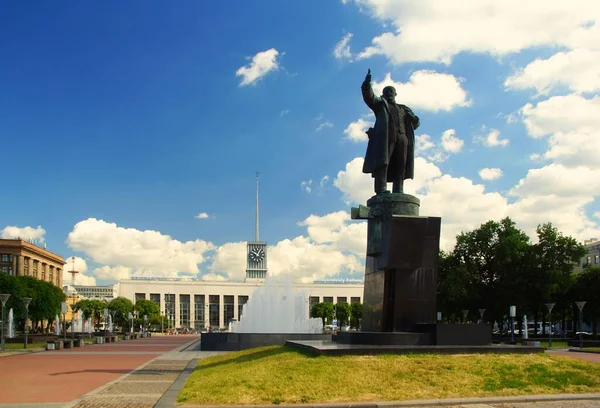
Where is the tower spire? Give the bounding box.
[255,172,260,242]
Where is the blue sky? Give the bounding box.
[2,1,599,286]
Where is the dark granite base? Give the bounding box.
[333,331,433,345]
[420,323,492,346]
[568,339,600,348]
[287,340,545,356]
[333,324,491,347]
[198,333,331,351]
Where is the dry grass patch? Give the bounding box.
[178,345,600,406]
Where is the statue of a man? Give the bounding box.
[361,69,420,195]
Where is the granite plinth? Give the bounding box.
[418,323,493,346]
[198,333,331,351]
[287,340,545,356]
[333,324,491,347]
[362,215,441,332]
[333,331,433,345]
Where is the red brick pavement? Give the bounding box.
[548,350,600,363]
[0,335,197,404]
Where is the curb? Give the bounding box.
[154,359,198,408]
[0,348,46,358]
[569,348,600,355]
[177,393,600,408]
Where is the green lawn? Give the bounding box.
[0,343,45,351]
[178,345,600,406]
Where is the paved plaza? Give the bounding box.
[0,339,599,408]
[0,335,206,407]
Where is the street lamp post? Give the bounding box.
[0,294,11,351]
[22,297,32,349]
[478,309,486,324]
[143,314,148,336]
[545,303,555,348]
[575,301,587,348]
[462,309,469,324]
[103,308,109,342]
[71,309,78,342]
[110,311,116,337]
[509,305,516,344]
[128,312,133,335]
[61,301,67,342]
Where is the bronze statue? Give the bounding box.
[361,69,420,195]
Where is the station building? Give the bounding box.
[117,276,363,330]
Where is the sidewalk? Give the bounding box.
[0,334,199,407]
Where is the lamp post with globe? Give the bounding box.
[545,303,555,348]
[22,297,32,349]
[0,294,11,351]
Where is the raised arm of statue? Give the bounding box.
[361,68,381,111]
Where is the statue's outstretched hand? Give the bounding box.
[365,69,371,83]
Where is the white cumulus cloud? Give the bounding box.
[371,71,471,112]
[440,129,464,153]
[348,0,600,65]
[521,94,600,138]
[316,121,334,131]
[66,218,214,278]
[479,168,503,181]
[343,118,371,142]
[194,212,209,220]
[333,32,353,60]
[62,256,96,286]
[1,225,46,242]
[505,49,600,96]
[236,48,281,87]
[476,128,509,147]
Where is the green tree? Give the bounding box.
[334,302,351,327]
[528,223,585,333]
[350,302,362,329]
[76,299,108,331]
[0,275,66,333]
[310,302,334,326]
[571,267,600,335]
[437,250,471,322]
[108,297,134,331]
[450,217,531,326]
[135,299,160,319]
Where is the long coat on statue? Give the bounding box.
[361,83,420,182]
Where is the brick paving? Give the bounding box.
[1,340,599,408]
[547,349,600,363]
[0,335,196,406]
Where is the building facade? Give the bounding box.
[118,277,363,330]
[0,238,65,288]
[72,285,118,300]
[579,238,600,269]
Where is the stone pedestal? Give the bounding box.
[353,193,441,333]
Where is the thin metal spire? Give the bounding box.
[255,172,260,242]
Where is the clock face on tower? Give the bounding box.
[249,247,265,263]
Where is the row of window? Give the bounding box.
[134,292,361,329]
[581,254,600,267]
[0,264,59,285]
[1,254,14,263]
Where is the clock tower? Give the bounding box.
[246,172,267,281]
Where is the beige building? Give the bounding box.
[577,238,600,271]
[118,277,364,330]
[0,238,66,288]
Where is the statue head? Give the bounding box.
[382,86,397,103]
